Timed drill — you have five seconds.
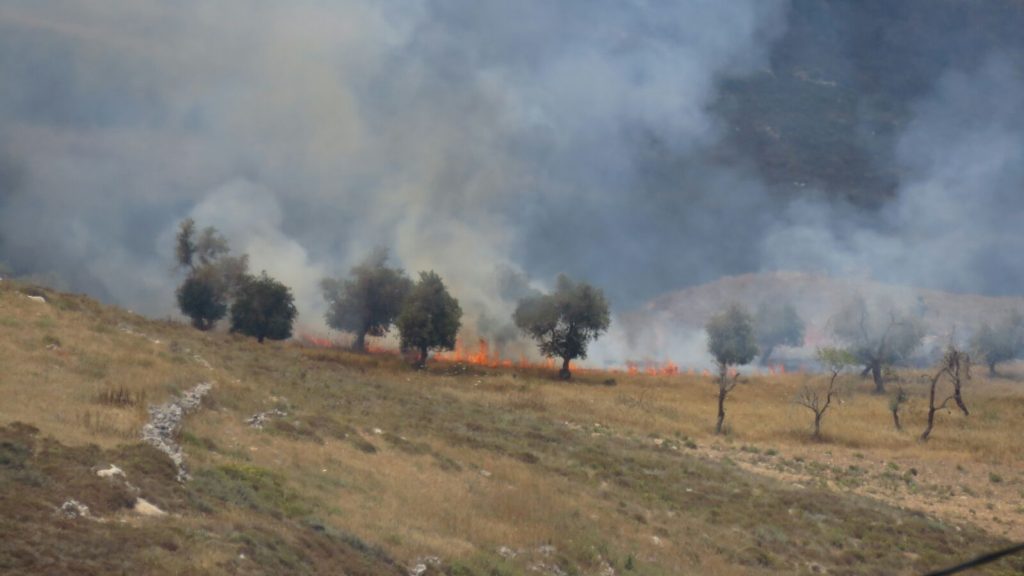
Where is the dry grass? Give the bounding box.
[2,279,1023,575]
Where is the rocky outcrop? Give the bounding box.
[141,382,212,481]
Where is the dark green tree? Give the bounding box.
[513,274,610,380]
[706,304,758,434]
[230,272,298,343]
[971,311,1023,376]
[321,249,412,352]
[831,299,924,394]
[754,302,805,365]
[173,218,248,331]
[396,271,462,368]
[175,271,227,330]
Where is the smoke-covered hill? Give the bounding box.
[612,271,1024,367]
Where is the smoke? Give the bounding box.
[761,55,1024,295]
[1,2,1023,367]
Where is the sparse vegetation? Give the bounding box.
[513,274,610,380]
[1,280,1023,575]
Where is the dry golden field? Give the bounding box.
[1,280,1022,575]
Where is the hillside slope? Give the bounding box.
[1,280,1022,575]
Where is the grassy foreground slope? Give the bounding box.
[0,280,1022,575]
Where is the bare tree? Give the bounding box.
[921,347,970,442]
[831,298,924,394]
[796,348,853,439]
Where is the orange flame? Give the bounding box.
[300,333,735,379]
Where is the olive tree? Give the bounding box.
[796,348,854,439]
[175,270,227,331]
[513,274,610,380]
[706,304,758,434]
[830,298,924,394]
[921,346,970,441]
[754,303,805,365]
[173,218,249,331]
[230,272,298,343]
[971,311,1023,376]
[396,271,462,368]
[321,249,412,352]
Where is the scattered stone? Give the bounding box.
[141,382,213,482]
[246,408,287,429]
[651,536,663,546]
[408,556,441,576]
[537,545,556,557]
[56,499,90,519]
[597,560,616,576]
[479,469,492,478]
[96,464,125,480]
[653,438,665,447]
[25,294,46,304]
[372,427,384,435]
[498,546,517,560]
[133,497,167,517]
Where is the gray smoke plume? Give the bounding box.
[2,2,1023,367]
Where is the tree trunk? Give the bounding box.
[354,331,367,353]
[559,357,572,380]
[988,360,997,377]
[760,346,775,366]
[417,346,428,369]
[715,383,728,435]
[871,362,885,394]
[257,334,265,344]
[813,412,822,439]
[953,386,970,416]
[921,374,939,442]
[892,407,902,431]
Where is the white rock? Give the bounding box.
[96,464,125,479]
[26,295,46,304]
[56,499,90,519]
[133,498,167,517]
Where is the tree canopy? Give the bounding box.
[396,271,462,367]
[706,303,759,373]
[971,310,1024,375]
[513,274,610,379]
[175,271,227,331]
[830,298,924,393]
[754,302,805,364]
[705,303,758,434]
[321,249,412,352]
[230,272,298,343]
[173,218,249,331]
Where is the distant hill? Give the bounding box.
[714,0,1024,207]
[618,271,1024,363]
